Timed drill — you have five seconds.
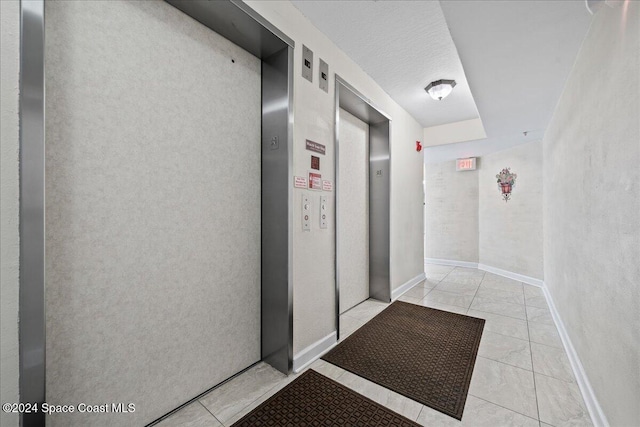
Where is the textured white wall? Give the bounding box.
[543,3,639,425]
[0,1,20,426]
[338,109,369,313]
[45,2,261,425]
[424,160,479,263]
[245,1,425,354]
[479,141,543,279]
[423,118,486,148]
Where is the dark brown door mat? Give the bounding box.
[323,301,484,420]
[230,369,421,427]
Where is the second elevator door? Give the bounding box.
[338,108,370,314]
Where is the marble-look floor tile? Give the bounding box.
[221,374,295,425]
[470,297,527,320]
[483,272,521,284]
[415,405,459,427]
[453,267,485,274]
[343,299,389,322]
[528,322,563,349]
[468,357,538,419]
[421,278,441,289]
[397,294,424,305]
[305,359,345,381]
[478,331,532,370]
[442,270,485,286]
[526,306,554,325]
[339,314,366,339]
[476,286,525,305]
[382,389,424,421]
[467,309,529,341]
[535,373,593,426]
[420,300,469,315]
[199,362,285,423]
[417,395,539,427]
[531,342,575,383]
[424,264,456,274]
[523,284,544,298]
[156,402,221,427]
[335,371,423,420]
[425,272,448,281]
[403,285,433,300]
[434,280,480,296]
[335,370,389,405]
[525,295,548,309]
[480,276,523,293]
[423,289,474,309]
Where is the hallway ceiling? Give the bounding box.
[291,0,592,161]
[291,0,480,128]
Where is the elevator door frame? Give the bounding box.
[335,75,392,339]
[19,2,294,425]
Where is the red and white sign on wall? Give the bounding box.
[456,157,477,171]
[322,180,333,191]
[294,176,308,188]
[309,172,322,190]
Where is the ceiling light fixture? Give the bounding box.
[425,79,457,101]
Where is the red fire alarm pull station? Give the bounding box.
[416,141,422,152]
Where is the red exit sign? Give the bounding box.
[456,157,476,171]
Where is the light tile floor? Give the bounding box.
[155,265,593,427]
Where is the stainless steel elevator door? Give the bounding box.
[338,108,370,313]
[44,1,261,425]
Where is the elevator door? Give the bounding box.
[338,108,370,313]
[44,1,261,425]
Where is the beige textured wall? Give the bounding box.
[245,1,425,354]
[45,2,261,425]
[543,3,639,425]
[0,1,20,426]
[479,141,543,279]
[338,109,369,313]
[424,160,479,263]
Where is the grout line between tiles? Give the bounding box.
[217,378,287,426]
[198,400,224,427]
[533,370,579,385]
[476,355,532,373]
[473,294,525,306]
[469,394,541,423]
[482,329,532,343]
[524,285,543,423]
[466,271,485,314]
[415,405,425,422]
[468,307,527,322]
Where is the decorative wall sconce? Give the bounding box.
[496,167,517,202]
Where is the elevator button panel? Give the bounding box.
[302,45,313,83]
[302,194,311,231]
[320,195,328,229]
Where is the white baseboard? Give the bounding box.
[477,263,543,287]
[391,272,426,301]
[378,256,605,424]
[292,331,337,373]
[426,257,604,423]
[424,258,478,269]
[542,285,609,427]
